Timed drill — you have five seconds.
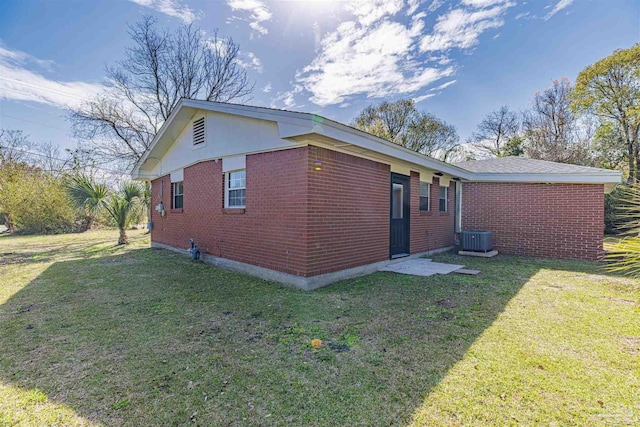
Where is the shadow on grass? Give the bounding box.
[0,247,621,425]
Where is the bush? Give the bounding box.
[0,163,79,234]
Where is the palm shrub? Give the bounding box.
[66,174,108,230]
[104,182,143,244]
[606,183,640,276]
[66,176,144,244]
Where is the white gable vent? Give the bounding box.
[193,117,205,145]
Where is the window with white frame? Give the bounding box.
[439,186,447,212]
[172,181,184,209]
[225,169,246,208]
[420,182,430,211]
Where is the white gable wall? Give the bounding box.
[142,111,299,178]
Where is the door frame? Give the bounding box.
[389,172,411,258]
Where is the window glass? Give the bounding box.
[226,170,246,208]
[419,182,430,211]
[228,170,246,189]
[439,186,447,212]
[173,182,184,209]
[392,183,403,219]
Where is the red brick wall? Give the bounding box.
[151,147,309,276]
[410,173,456,253]
[462,182,604,260]
[151,145,392,277]
[306,146,390,276]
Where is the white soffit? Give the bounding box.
[390,164,412,176]
[420,172,434,183]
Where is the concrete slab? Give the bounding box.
[453,268,481,275]
[152,241,455,290]
[458,250,499,258]
[379,259,464,277]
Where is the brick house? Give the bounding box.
[132,100,621,289]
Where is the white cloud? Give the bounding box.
[281,0,515,108]
[406,0,421,16]
[270,85,303,110]
[0,46,55,71]
[345,0,405,27]
[413,93,436,103]
[462,0,511,7]
[295,1,454,107]
[227,0,272,36]
[430,79,457,91]
[420,2,514,52]
[544,0,574,20]
[262,83,272,93]
[427,0,445,13]
[128,0,200,23]
[236,52,263,73]
[0,46,104,110]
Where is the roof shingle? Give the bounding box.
[454,156,619,175]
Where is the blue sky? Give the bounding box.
[0,0,638,152]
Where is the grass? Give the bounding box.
[0,230,638,426]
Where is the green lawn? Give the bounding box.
[0,230,638,426]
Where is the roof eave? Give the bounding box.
[470,172,622,184]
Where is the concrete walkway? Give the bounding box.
[379,258,464,277]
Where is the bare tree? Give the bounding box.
[0,130,34,164]
[71,16,253,167]
[469,106,520,158]
[522,79,591,164]
[32,140,73,175]
[352,99,460,161]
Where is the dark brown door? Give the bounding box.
[390,173,410,258]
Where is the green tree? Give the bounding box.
[592,121,628,171]
[572,44,640,182]
[352,99,460,161]
[501,136,525,157]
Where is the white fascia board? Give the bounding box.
[278,122,315,139]
[131,102,194,179]
[311,120,472,179]
[470,172,622,184]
